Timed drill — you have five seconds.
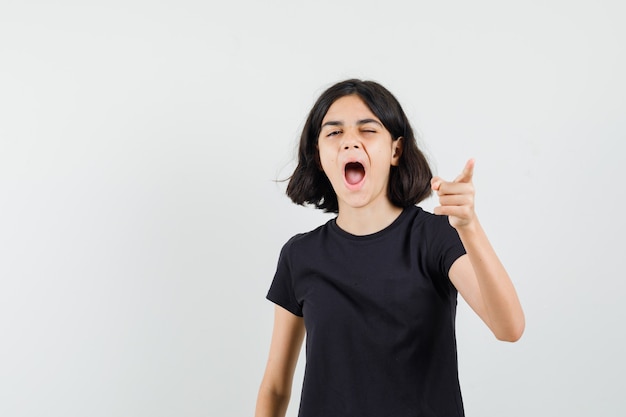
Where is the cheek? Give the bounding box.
[319,155,343,184]
[319,157,336,177]
[317,146,335,167]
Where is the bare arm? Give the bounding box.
[432,159,525,342]
[255,305,305,417]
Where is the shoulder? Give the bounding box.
[280,220,333,255]
[406,205,453,234]
[408,206,464,257]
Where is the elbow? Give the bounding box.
[494,317,525,343]
[496,329,523,343]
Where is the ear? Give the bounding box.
[391,137,403,166]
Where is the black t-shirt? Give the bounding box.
[267,205,467,417]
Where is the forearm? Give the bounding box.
[457,218,525,342]
[255,385,291,417]
[255,307,304,417]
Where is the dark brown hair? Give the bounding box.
[287,79,432,213]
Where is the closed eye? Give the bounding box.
[326,130,342,137]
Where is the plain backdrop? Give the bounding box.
[1,1,625,416]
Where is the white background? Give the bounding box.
[1,1,625,416]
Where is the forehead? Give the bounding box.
[322,95,379,123]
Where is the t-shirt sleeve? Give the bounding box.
[266,238,304,317]
[429,215,467,279]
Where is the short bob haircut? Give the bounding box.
[287,79,433,213]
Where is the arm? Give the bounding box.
[431,159,525,342]
[255,305,306,417]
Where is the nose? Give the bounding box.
[341,128,361,150]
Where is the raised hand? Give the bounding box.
[430,159,476,230]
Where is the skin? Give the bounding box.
[432,159,525,342]
[317,95,404,235]
[255,95,525,417]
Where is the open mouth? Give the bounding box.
[344,162,365,185]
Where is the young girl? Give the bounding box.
[255,79,524,417]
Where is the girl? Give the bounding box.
[255,79,524,417]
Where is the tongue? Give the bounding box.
[345,163,365,185]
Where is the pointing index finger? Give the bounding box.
[454,158,475,183]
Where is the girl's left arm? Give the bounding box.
[431,159,525,342]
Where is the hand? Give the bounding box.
[431,159,476,230]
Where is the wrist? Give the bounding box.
[454,216,481,236]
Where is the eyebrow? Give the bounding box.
[321,118,383,128]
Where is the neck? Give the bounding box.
[335,200,403,236]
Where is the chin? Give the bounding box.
[339,195,372,210]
